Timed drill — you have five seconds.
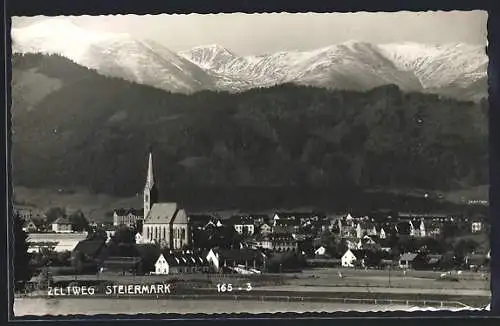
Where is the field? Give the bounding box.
[47,267,490,294]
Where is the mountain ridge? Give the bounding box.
[11,18,488,101]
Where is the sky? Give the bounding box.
[13,11,487,56]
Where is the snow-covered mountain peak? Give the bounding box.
[11,18,115,62]
[179,44,239,71]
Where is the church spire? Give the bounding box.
[144,149,158,219]
[145,151,154,190]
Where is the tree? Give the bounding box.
[86,228,108,241]
[45,207,66,224]
[111,225,136,244]
[71,250,84,274]
[69,210,89,232]
[13,213,32,290]
[37,268,53,290]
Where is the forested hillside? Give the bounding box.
[11,54,488,204]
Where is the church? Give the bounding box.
[141,152,191,249]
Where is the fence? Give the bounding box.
[14,291,472,309]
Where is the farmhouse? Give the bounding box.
[154,251,209,275]
[341,249,367,268]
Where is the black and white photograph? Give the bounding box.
[9,10,491,317]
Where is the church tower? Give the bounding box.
[144,151,158,219]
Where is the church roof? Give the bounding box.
[144,203,188,225]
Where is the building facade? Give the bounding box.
[141,152,191,249]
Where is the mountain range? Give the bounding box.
[11,53,488,201]
[11,18,488,101]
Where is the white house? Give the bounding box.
[341,249,357,268]
[356,223,363,239]
[419,220,427,237]
[230,215,256,236]
[379,228,387,239]
[51,217,72,233]
[135,232,148,244]
[155,253,170,275]
[314,246,327,256]
[409,221,416,237]
[472,221,483,233]
[260,223,272,236]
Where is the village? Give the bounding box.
[14,152,491,305]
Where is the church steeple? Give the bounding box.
[145,152,154,190]
[144,150,158,219]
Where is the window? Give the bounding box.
[145,194,149,202]
[181,229,186,240]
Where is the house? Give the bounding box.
[14,206,47,223]
[408,221,418,237]
[23,218,43,233]
[249,214,269,226]
[100,256,143,275]
[188,214,215,230]
[52,217,72,233]
[259,223,272,236]
[246,234,297,252]
[471,221,483,233]
[141,152,191,249]
[356,235,377,250]
[206,248,266,273]
[338,214,357,238]
[425,254,443,269]
[113,208,144,228]
[246,235,272,250]
[465,253,488,270]
[314,246,327,256]
[229,215,256,236]
[154,251,209,275]
[272,218,300,234]
[399,252,420,269]
[379,228,387,239]
[269,234,298,252]
[341,249,367,268]
[355,221,377,239]
[135,232,147,244]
